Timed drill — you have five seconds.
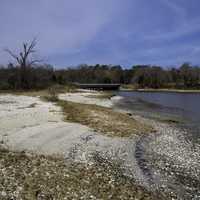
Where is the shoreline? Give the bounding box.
[112,93,200,199]
[0,90,199,199]
[120,88,200,93]
[0,91,164,199]
[117,106,200,199]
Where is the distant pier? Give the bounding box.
[76,83,121,90]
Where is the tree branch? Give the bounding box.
[26,38,37,56]
[4,38,41,67]
[4,49,21,65]
[29,59,43,66]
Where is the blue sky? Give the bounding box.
[0,0,200,68]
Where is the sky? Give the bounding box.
[0,0,200,68]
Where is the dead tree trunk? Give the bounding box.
[5,38,41,89]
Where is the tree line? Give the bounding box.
[0,40,200,90]
[1,63,200,90]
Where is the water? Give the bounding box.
[117,91,200,141]
[115,91,200,199]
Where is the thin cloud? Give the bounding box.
[162,0,186,19]
[0,0,200,67]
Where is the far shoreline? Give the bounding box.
[120,87,200,93]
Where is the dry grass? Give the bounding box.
[0,89,47,96]
[58,100,154,137]
[0,84,77,97]
[120,84,137,90]
[86,92,115,99]
[0,149,163,200]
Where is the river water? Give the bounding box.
[117,91,200,142]
[115,91,200,199]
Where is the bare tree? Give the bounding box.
[5,38,41,68]
[4,38,42,89]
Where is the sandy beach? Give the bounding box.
[59,91,123,108]
[0,94,125,158]
[0,91,199,199]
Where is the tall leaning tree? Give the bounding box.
[5,38,41,89]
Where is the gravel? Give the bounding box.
[132,116,200,199]
[1,93,199,199]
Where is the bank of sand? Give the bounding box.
[59,91,200,199]
[59,90,123,108]
[0,93,151,186]
[0,94,125,157]
[0,91,199,199]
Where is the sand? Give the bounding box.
[0,93,149,185]
[59,91,123,108]
[0,94,100,155]
[0,94,129,162]
[1,92,199,198]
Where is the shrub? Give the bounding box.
[45,86,59,102]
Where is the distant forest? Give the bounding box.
[0,40,200,90]
[1,63,200,90]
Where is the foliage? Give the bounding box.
[0,65,55,90]
[1,62,200,90]
[1,40,200,90]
